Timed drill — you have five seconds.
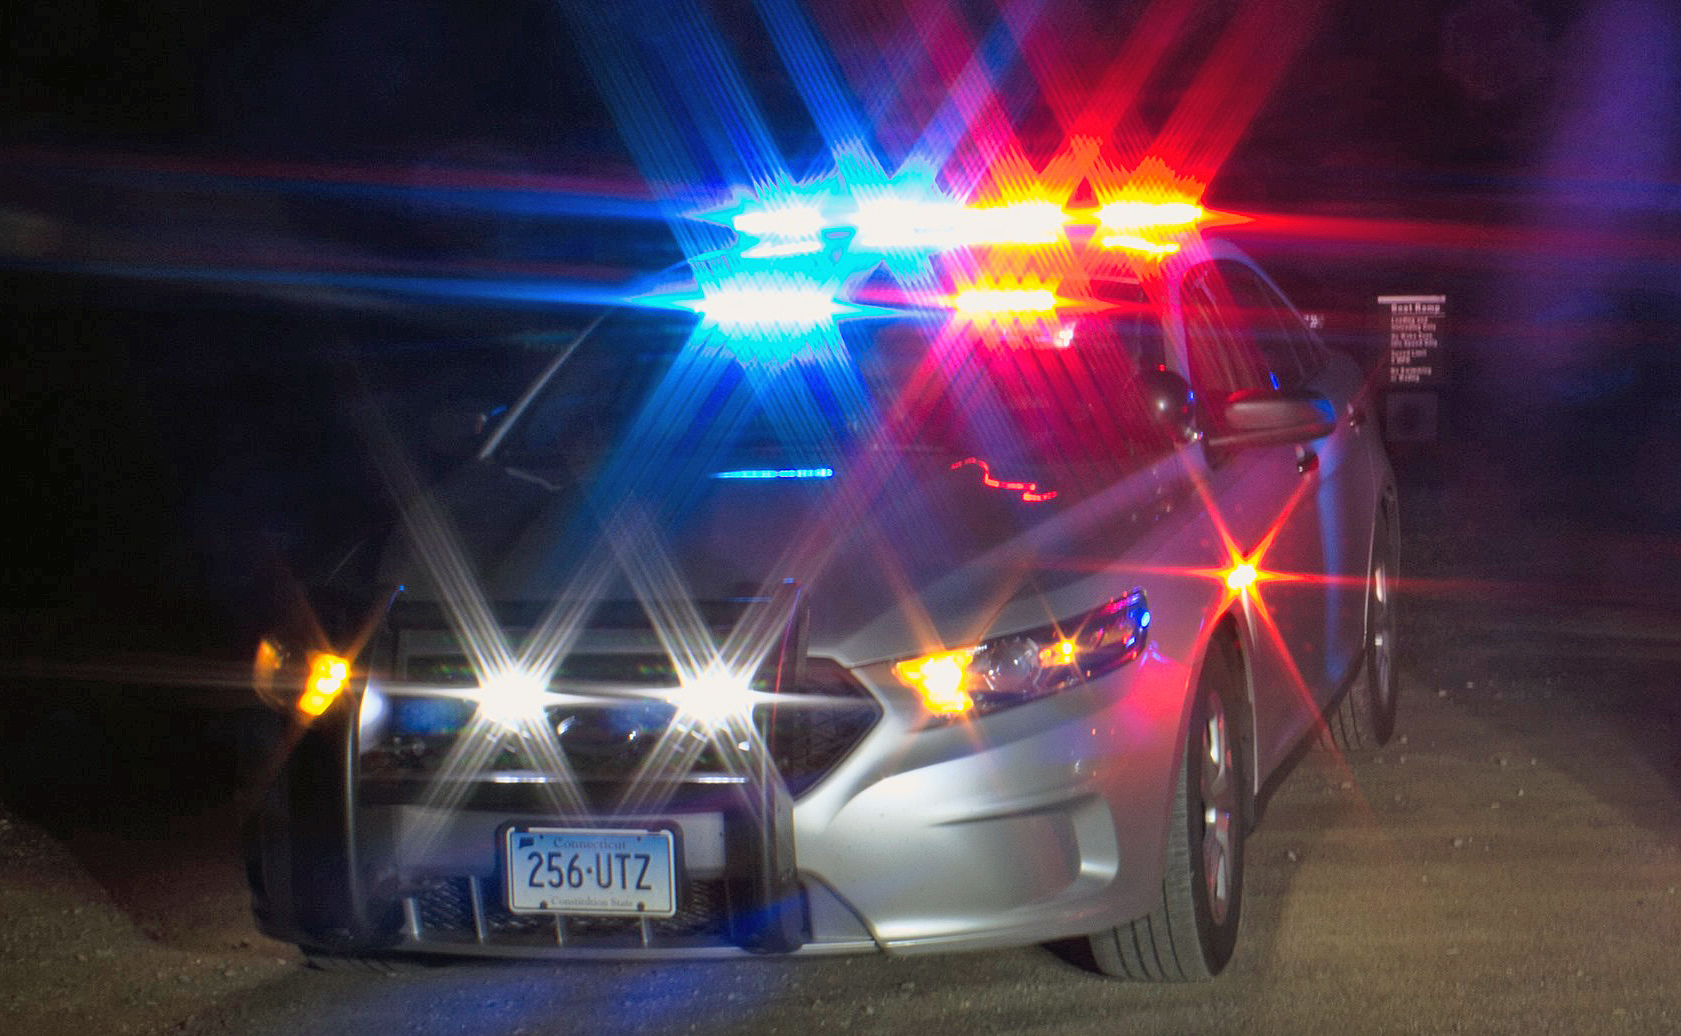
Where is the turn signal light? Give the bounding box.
[893,649,979,715]
[891,592,1150,718]
[299,652,351,717]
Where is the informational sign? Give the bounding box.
[1378,294,1446,387]
[1378,294,1446,442]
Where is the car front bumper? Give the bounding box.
[246,643,1188,960]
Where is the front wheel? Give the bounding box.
[1087,638,1246,980]
[1326,510,1399,750]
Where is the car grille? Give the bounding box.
[361,604,882,799]
[406,875,732,948]
[363,662,877,797]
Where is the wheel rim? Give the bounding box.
[1371,557,1395,711]
[1200,691,1239,926]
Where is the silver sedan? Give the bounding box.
[244,238,1397,980]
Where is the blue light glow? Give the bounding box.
[711,467,835,480]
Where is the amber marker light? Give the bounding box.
[298,652,351,717]
[1046,638,1078,665]
[893,649,977,715]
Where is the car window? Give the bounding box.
[1183,264,1271,396]
[1086,277,1169,372]
[862,310,1175,478]
[493,308,702,463]
[496,304,1178,496]
[1212,260,1325,388]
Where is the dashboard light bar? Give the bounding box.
[712,467,835,480]
[951,457,1058,502]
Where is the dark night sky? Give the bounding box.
[3,1,600,161]
[0,1,1571,176]
[2,0,1675,654]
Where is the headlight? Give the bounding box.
[253,638,290,710]
[891,591,1150,718]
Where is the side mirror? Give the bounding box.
[1138,369,1198,444]
[425,401,504,459]
[1205,388,1335,449]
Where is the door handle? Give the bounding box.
[1297,450,1319,475]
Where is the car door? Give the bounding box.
[1220,261,1379,693]
[1178,260,1336,774]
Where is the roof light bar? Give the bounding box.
[722,194,1074,255]
[675,283,845,330]
[733,204,826,239]
[951,288,1060,315]
[1095,199,1206,256]
[962,200,1068,246]
[1096,200,1205,228]
[852,197,967,250]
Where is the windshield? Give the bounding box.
[493,298,1175,497]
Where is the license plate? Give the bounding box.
[504,827,677,917]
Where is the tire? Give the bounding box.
[1326,509,1399,750]
[1087,638,1246,981]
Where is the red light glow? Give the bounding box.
[1224,562,1259,591]
[951,456,1058,502]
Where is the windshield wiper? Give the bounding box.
[502,465,565,492]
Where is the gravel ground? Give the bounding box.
[3,460,1679,1035]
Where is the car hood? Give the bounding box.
[376,454,1182,665]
